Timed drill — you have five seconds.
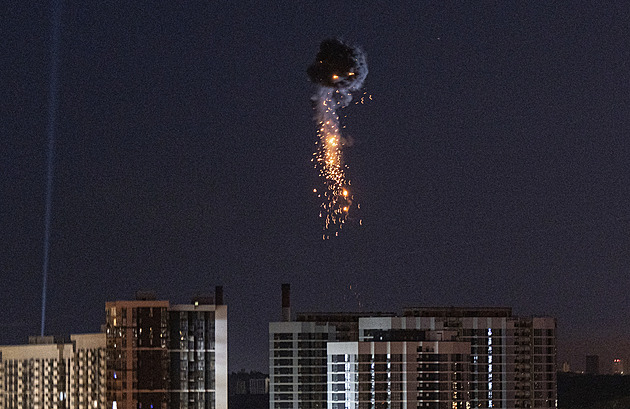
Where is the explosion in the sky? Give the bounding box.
[308,38,368,239]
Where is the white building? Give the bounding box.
[269,284,394,409]
[269,321,336,409]
[270,286,556,409]
[354,309,557,409]
[328,308,557,409]
[169,302,228,409]
[327,334,470,409]
[0,333,106,409]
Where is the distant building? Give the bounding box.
[586,355,599,375]
[228,371,268,395]
[228,371,268,409]
[0,333,106,409]
[561,361,571,373]
[612,358,624,375]
[105,288,227,409]
[249,377,269,395]
[269,285,557,409]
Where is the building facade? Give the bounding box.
[228,371,269,409]
[168,303,227,409]
[106,298,170,409]
[269,285,556,409]
[269,320,334,409]
[105,292,227,409]
[585,355,599,375]
[0,333,106,409]
[366,308,557,409]
[327,335,470,409]
[269,314,397,409]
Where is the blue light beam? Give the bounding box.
[41,0,62,337]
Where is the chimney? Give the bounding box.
[281,283,291,322]
[215,286,224,305]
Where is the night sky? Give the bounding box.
[3,2,630,373]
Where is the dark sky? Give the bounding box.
[3,1,630,373]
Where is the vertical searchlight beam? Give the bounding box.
[41,0,62,337]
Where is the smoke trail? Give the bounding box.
[41,0,62,337]
[307,39,368,238]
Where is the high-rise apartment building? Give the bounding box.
[269,286,394,409]
[269,286,557,409]
[168,302,227,409]
[106,297,170,409]
[105,289,227,409]
[270,320,334,409]
[327,331,471,409]
[0,333,106,409]
[585,355,599,375]
[359,309,557,409]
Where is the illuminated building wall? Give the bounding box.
[106,298,170,409]
[0,333,106,409]
[168,303,228,409]
[270,286,555,409]
[269,312,394,409]
[105,292,227,409]
[327,337,470,409]
[72,334,108,409]
[269,321,335,409]
[401,308,557,409]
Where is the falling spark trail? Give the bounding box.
[41,0,62,337]
[307,39,368,238]
[313,88,352,233]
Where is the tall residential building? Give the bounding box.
[0,333,106,409]
[106,296,170,409]
[270,320,333,409]
[585,355,599,375]
[105,289,227,409]
[327,331,471,409]
[168,302,227,409]
[363,309,557,409]
[269,285,557,409]
[269,285,394,409]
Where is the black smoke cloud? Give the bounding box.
[307,38,368,90]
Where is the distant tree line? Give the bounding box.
[558,372,630,409]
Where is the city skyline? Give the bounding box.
[0,285,622,375]
[3,1,630,375]
[269,300,558,409]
